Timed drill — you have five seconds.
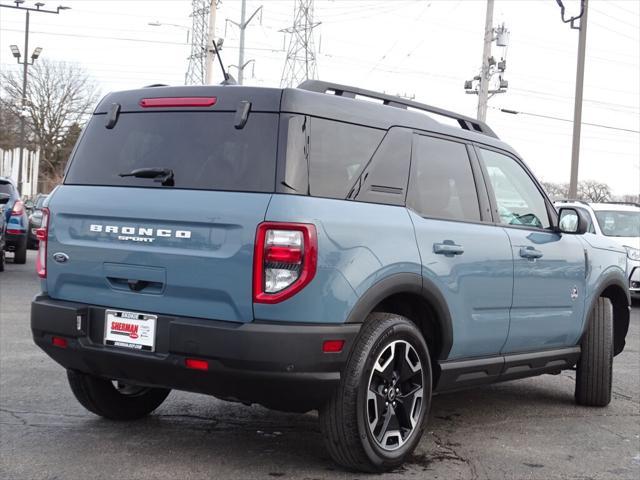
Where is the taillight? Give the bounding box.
[36,207,49,278]
[11,200,24,216]
[253,222,317,304]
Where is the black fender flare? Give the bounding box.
[584,270,630,356]
[345,273,453,360]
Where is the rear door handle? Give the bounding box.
[433,241,464,256]
[519,246,543,259]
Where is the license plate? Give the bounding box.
[104,310,157,352]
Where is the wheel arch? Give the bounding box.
[586,275,630,356]
[345,273,453,362]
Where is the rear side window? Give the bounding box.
[65,112,278,192]
[308,118,384,199]
[408,135,481,221]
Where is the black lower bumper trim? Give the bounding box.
[31,295,360,412]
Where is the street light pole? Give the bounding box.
[1,1,70,194]
[17,10,30,194]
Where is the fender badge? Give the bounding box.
[570,286,578,301]
[52,252,70,264]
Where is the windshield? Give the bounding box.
[65,112,278,192]
[594,210,640,237]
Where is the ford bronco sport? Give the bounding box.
[31,81,631,472]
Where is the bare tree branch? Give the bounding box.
[1,60,99,192]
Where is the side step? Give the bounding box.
[435,347,580,393]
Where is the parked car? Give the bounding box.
[27,194,49,249]
[0,192,9,272]
[556,200,640,300]
[31,81,630,472]
[0,177,28,264]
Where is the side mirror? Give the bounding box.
[24,200,34,210]
[558,207,588,234]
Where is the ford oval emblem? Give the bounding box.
[52,252,69,264]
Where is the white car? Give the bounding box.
[556,201,640,300]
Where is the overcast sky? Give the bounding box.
[1,0,638,195]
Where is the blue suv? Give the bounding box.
[31,81,631,472]
[0,177,29,264]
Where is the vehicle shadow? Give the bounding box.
[74,376,578,477]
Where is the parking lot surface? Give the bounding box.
[1,252,639,480]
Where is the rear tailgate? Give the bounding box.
[46,187,269,322]
[47,91,280,323]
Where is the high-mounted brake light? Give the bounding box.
[139,97,217,108]
[11,200,24,216]
[36,207,50,278]
[253,222,317,304]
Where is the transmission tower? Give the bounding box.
[186,0,218,85]
[280,0,320,88]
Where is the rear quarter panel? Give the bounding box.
[257,195,421,324]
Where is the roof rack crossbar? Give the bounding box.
[298,80,498,139]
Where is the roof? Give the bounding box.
[94,81,516,156]
[590,202,640,212]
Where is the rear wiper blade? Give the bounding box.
[119,167,174,186]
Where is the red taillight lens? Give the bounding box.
[11,200,24,216]
[51,336,68,348]
[36,207,50,279]
[322,340,345,353]
[5,229,22,235]
[139,97,217,108]
[185,358,209,371]
[253,222,317,304]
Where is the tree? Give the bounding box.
[0,102,21,151]
[1,60,99,192]
[577,180,612,203]
[541,181,569,201]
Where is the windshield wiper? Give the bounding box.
[119,167,174,186]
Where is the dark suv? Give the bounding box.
[31,81,630,472]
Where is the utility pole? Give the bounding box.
[225,0,262,85]
[568,0,589,199]
[204,0,218,84]
[477,0,494,122]
[1,1,69,194]
[464,1,509,121]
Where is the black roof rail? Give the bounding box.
[297,80,499,139]
[144,83,169,88]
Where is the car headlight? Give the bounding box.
[625,246,640,261]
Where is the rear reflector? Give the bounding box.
[139,97,217,108]
[185,358,209,371]
[6,229,22,235]
[322,340,345,353]
[51,336,68,348]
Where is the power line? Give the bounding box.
[494,107,640,134]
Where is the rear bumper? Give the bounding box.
[5,231,26,248]
[31,295,360,412]
[629,265,640,298]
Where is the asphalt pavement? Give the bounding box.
[1,251,638,480]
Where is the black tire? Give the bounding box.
[13,238,27,264]
[67,370,170,420]
[319,312,432,472]
[0,250,5,272]
[575,297,613,407]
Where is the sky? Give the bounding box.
[1,0,638,196]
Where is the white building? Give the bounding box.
[0,148,40,198]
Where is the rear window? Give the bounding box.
[65,112,278,192]
[0,182,13,195]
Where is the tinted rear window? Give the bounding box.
[65,112,278,192]
[0,182,13,195]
